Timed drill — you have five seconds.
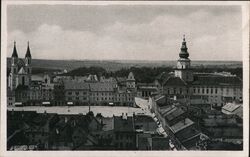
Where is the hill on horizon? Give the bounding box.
[7,58,242,72]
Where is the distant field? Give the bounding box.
[7,58,242,72]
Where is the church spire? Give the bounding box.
[179,35,189,59]
[11,41,18,58]
[25,41,31,58]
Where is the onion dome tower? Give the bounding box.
[174,35,193,82]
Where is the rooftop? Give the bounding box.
[192,74,242,86]
[164,107,185,122]
[89,82,116,92]
[64,81,90,90]
[163,76,187,86]
[113,116,134,132]
[222,103,242,112]
[170,118,194,134]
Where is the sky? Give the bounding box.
[7,4,242,61]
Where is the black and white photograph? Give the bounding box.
[1,1,249,157]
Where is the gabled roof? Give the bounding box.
[18,67,27,74]
[163,77,187,86]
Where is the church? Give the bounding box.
[8,41,32,91]
[162,36,242,107]
[7,41,37,106]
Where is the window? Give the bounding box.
[68,92,72,95]
[211,88,213,94]
[193,88,196,93]
[180,88,182,94]
[202,88,204,94]
[206,88,209,94]
[75,91,79,95]
[215,88,218,94]
[198,88,200,93]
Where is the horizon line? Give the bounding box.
[6,57,243,62]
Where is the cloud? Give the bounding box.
[7,6,242,61]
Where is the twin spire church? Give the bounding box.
[8,41,32,91]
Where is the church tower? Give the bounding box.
[126,72,136,90]
[25,41,32,83]
[9,41,19,90]
[174,35,193,82]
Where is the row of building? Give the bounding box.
[7,110,170,150]
[7,42,140,106]
[149,94,243,150]
[7,37,242,108]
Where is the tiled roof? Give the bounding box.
[170,118,194,133]
[163,77,187,86]
[113,116,134,132]
[64,81,90,90]
[16,59,25,71]
[89,82,116,92]
[164,107,185,122]
[192,75,242,86]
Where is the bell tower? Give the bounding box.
[174,35,193,82]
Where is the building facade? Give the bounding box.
[162,36,242,107]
